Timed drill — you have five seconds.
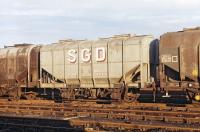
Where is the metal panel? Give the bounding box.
[0,49,9,82]
[40,51,53,76]
[65,41,79,85]
[108,38,123,87]
[16,46,29,85]
[149,39,159,80]
[92,39,109,88]
[53,49,64,80]
[28,46,40,87]
[141,36,154,84]
[7,48,18,79]
[40,45,53,88]
[160,47,180,81]
[79,41,93,88]
[181,46,198,81]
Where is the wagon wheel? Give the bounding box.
[7,86,22,100]
[0,87,7,96]
[11,89,21,100]
[26,94,36,100]
[25,92,37,100]
[75,88,91,99]
[12,93,21,100]
[186,89,200,103]
[124,92,138,103]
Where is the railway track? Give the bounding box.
[70,118,200,131]
[0,100,199,131]
[0,115,83,132]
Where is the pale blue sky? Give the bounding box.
[0,0,200,47]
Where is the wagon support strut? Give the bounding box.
[120,65,140,103]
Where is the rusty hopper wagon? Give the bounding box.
[0,44,40,99]
[159,27,200,102]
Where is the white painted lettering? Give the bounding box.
[96,47,106,62]
[68,49,77,63]
[67,47,106,63]
[81,48,91,62]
